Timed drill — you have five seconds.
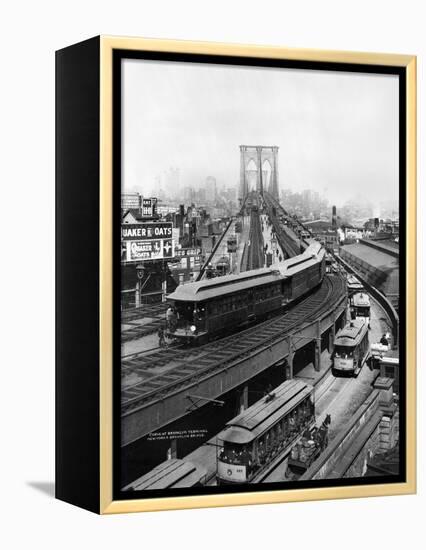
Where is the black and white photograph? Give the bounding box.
[118,55,403,495]
[3,0,423,542]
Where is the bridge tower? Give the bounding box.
[239,145,279,201]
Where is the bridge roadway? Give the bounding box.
[240,208,264,271]
[263,191,309,257]
[121,273,347,446]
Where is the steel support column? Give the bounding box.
[314,320,321,372]
[329,321,336,353]
[239,385,249,413]
[286,336,294,379]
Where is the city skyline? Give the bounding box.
[123,58,399,207]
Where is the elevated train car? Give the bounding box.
[332,319,369,376]
[216,379,315,485]
[166,242,326,345]
[123,459,207,491]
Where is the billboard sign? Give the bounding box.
[121,222,172,241]
[175,247,202,257]
[141,197,157,217]
[124,239,174,262]
[122,222,174,262]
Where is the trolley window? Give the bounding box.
[355,306,370,317]
[334,345,355,358]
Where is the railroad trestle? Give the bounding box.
[121,275,348,446]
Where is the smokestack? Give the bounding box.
[332,205,337,229]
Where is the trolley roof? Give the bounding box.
[347,275,363,288]
[278,241,324,277]
[334,320,368,346]
[123,459,206,491]
[352,292,370,307]
[219,380,313,445]
[167,241,324,303]
[167,267,282,302]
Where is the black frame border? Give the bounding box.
[112,49,407,502]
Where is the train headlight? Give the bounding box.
[190,325,196,333]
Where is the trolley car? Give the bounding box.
[216,380,315,485]
[332,319,370,376]
[350,292,371,325]
[166,241,326,345]
[347,274,364,296]
[124,459,207,491]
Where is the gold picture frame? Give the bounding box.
[56,35,416,514]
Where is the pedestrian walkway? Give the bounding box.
[260,213,286,265]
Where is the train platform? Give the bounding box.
[184,436,219,485]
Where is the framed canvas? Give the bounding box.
[55,36,416,514]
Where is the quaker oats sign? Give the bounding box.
[121,222,174,261]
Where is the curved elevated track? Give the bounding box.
[263,191,309,256]
[241,208,265,271]
[121,274,347,445]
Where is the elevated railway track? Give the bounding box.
[121,273,347,445]
[241,208,264,271]
[121,303,167,342]
[263,191,309,256]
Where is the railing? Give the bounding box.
[333,254,399,346]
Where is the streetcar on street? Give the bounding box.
[350,292,371,326]
[215,380,315,484]
[332,319,370,376]
[346,274,364,296]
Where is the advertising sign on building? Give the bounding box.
[175,247,202,257]
[121,222,172,241]
[122,222,174,262]
[125,239,174,262]
[140,197,157,217]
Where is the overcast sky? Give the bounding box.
[122,58,399,207]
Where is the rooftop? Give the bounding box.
[341,242,399,270]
